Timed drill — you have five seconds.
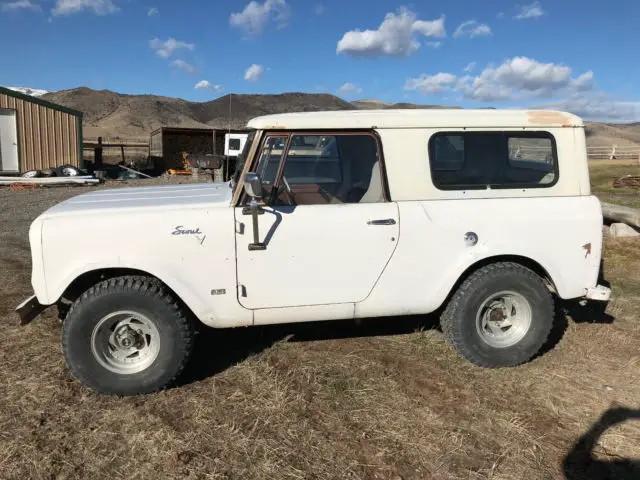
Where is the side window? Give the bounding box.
[432,135,464,171]
[428,132,557,190]
[283,135,342,185]
[255,135,288,188]
[273,133,386,205]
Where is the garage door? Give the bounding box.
[0,109,19,173]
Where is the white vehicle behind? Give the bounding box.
[224,133,248,157]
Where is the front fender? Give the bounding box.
[41,260,215,322]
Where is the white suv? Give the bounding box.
[16,109,611,396]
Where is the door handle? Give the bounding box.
[367,218,396,226]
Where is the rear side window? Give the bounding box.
[428,131,558,190]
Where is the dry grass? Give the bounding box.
[589,160,640,208]
[0,179,639,479]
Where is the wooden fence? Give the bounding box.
[82,137,150,167]
[586,145,640,161]
[510,144,640,162]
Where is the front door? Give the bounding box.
[0,109,19,173]
[235,132,399,310]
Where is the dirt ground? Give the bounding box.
[0,172,639,480]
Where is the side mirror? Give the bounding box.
[244,172,263,199]
[242,172,266,251]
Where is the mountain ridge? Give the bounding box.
[32,87,640,146]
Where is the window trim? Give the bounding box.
[243,129,391,205]
[427,130,560,191]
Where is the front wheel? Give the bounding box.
[62,276,195,395]
[440,262,554,368]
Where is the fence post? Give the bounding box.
[95,137,103,167]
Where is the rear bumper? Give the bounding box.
[584,285,612,302]
[15,294,48,325]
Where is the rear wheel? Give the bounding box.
[62,276,194,395]
[440,262,554,368]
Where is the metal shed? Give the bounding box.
[149,126,247,176]
[0,86,83,174]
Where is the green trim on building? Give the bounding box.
[0,86,83,118]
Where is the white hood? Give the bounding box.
[41,182,234,218]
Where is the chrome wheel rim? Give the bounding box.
[91,311,160,374]
[475,291,532,348]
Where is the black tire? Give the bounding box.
[62,276,195,395]
[440,262,554,368]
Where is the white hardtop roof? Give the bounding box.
[247,108,584,130]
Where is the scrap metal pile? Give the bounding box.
[0,164,100,188]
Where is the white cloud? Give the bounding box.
[337,82,362,95]
[411,16,446,37]
[464,62,476,73]
[149,37,194,58]
[404,73,458,94]
[336,8,445,58]
[315,2,323,15]
[194,80,223,92]
[405,56,595,102]
[542,97,640,123]
[453,20,492,39]
[570,71,595,92]
[230,0,289,37]
[170,59,196,74]
[52,0,119,15]
[1,0,41,12]
[515,2,544,20]
[425,41,442,49]
[244,64,264,81]
[147,6,157,16]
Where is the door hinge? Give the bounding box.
[242,206,264,215]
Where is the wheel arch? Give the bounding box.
[440,255,557,312]
[59,267,200,321]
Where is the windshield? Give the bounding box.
[231,129,257,188]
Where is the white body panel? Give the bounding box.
[25,109,608,329]
[30,183,251,328]
[355,196,603,318]
[248,109,584,130]
[235,203,399,312]
[0,109,19,172]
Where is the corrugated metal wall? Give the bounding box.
[0,92,80,171]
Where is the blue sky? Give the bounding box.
[1,0,639,121]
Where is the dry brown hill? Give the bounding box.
[351,99,462,110]
[585,121,640,146]
[41,88,640,148]
[42,88,355,139]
